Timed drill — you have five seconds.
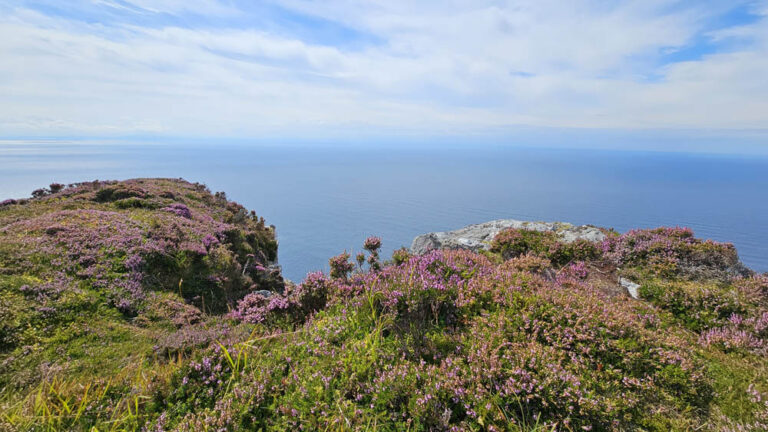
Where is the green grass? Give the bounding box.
[3,180,768,431]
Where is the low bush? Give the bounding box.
[2,181,767,431]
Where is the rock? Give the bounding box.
[253,290,274,298]
[410,219,606,255]
[619,278,641,299]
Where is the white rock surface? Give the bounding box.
[410,219,606,255]
[619,278,641,299]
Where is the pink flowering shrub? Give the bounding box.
[602,227,745,279]
[329,252,355,279]
[162,203,193,219]
[230,271,330,327]
[700,312,768,355]
[639,278,749,331]
[363,236,382,253]
[164,248,718,430]
[4,182,767,431]
[717,385,768,431]
[500,252,553,275]
[560,260,589,279]
[0,178,282,411]
[638,273,768,357]
[734,274,768,305]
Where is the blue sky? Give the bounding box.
[1,0,767,151]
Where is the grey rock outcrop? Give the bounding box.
[410,219,606,255]
[619,278,641,299]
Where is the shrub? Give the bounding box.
[490,228,558,260]
[162,203,193,219]
[163,249,717,431]
[31,188,48,198]
[363,236,382,253]
[94,184,148,202]
[490,228,601,266]
[5,183,767,431]
[329,252,354,280]
[639,279,747,332]
[499,252,553,274]
[640,274,768,355]
[550,238,601,264]
[0,178,283,418]
[391,247,411,265]
[602,227,744,279]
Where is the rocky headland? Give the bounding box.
[411,219,607,254]
[1,179,767,431]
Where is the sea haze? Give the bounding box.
[1,141,766,282]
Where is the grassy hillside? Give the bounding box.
[1,179,767,431]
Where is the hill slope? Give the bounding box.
[1,179,767,431]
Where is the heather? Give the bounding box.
[2,183,768,431]
[0,179,281,429]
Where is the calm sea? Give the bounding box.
[1,142,767,281]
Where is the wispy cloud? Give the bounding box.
[0,0,767,142]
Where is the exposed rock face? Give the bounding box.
[619,278,641,299]
[410,219,606,255]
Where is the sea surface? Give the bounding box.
[1,141,767,281]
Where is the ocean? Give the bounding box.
[1,141,767,281]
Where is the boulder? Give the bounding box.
[410,219,606,255]
[619,278,641,299]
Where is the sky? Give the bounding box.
[1,0,767,151]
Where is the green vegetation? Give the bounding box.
[1,181,767,431]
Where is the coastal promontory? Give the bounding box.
[2,179,767,431]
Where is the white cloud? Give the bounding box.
[101,0,239,16]
[0,0,766,140]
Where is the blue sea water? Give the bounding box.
[1,141,767,281]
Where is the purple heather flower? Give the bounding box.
[124,254,144,272]
[329,252,355,279]
[202,233,220,249]
[162,203,192,219]
[363,236,382,253]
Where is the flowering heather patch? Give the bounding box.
[2,185,767,431]
[230,271,330,326]
[363,236,382,253]
[162,203,193,219]
[0,178,282,424]
[166,247,725,430]
[328,251,355,279]
[699,313,768,354]
[602,227,747,279]
[202,233,219,250]
[500,252,553,275]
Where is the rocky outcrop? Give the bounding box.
[619,278,641,299]
[410,219,606,255]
